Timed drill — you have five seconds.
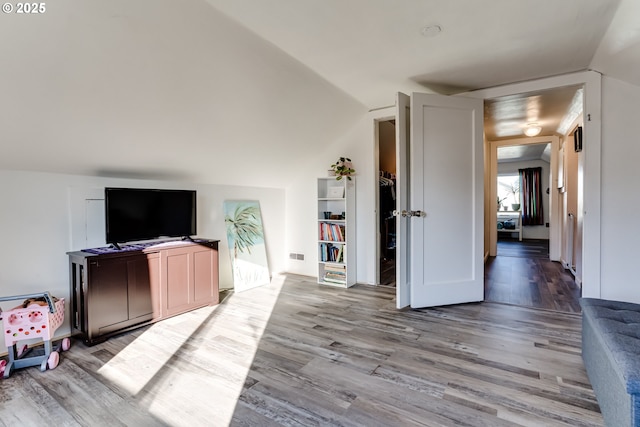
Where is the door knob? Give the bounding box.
[392,209,425,218]
[392,209,410,217]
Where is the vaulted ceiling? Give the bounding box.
[205,0,627,107]
[1,0,639,187]
[206,0,638,147]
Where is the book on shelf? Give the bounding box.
[323,278,346,284]
[318,222,345,242]
[322,263,346,284]
[323,278,346,285]
[324,271,345,278]
[319,243,346,263]
[324,272,345,280]
[323,272,346,284]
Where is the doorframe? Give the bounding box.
[489,136,561,259]
[372,111,396,286]
[463,70,601,299]
[367,71,601,300]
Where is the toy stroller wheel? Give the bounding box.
[47,351,60,370]
[61,338,71,352]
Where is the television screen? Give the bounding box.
[105,188,196,244]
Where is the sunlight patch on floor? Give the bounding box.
[96,274,286,426]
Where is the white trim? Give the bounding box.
[369,107,396,287]
[464,70,601,299]
[489,136,560,259]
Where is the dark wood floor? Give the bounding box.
[383,238,581,313]
[0,274,601,426]
[380,258,396,287]
[486,238,582,313]
[496,238,550,259]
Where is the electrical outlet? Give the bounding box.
[296,254,305,260]
[289,253,297,259]
[546,222,550,227]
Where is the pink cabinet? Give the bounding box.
[161,243,219,317]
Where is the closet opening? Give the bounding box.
[376,119,397,287]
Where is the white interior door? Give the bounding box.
[395,92,410,308]
[409,93,484,308]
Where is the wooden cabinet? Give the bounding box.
[86,253,157,335]
[68,240,219,345]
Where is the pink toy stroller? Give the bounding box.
[0,292,70,379]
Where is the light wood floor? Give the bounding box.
[0,274,602,426]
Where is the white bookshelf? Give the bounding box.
[317,177,355,287]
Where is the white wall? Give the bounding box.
[0,170,285,349]
[0,0,366,189]
[497,159,550,239]
[285,74,640,309]
[600,77,640,303]
[285,108,388,285]
[590,0,640,90]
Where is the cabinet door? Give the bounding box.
[193,248,215,305]
[161,243,218,317]
[162,250,191,317]
[127,255,155,321]
[88,254,156,335]
[89,258,130,333]
[147,253,162,320]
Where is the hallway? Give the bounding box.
[485,238,582,313]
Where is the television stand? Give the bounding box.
[181,236,195,242]
[110,242,122,250]
[68,239,220,345]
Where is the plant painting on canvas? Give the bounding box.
[223,200,270,292]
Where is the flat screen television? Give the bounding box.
[105,187,196,245]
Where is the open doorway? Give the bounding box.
[496,142,551,254]
[366,72,600,306]
[484,85,584,313]
[376,119,396,287]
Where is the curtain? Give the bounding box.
[519,167,544,226]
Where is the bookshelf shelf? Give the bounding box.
[317,177,355,287]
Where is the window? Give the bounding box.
[497,174,520,210]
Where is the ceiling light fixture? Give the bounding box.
[421,25,442,38]
[524,123,542,137]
